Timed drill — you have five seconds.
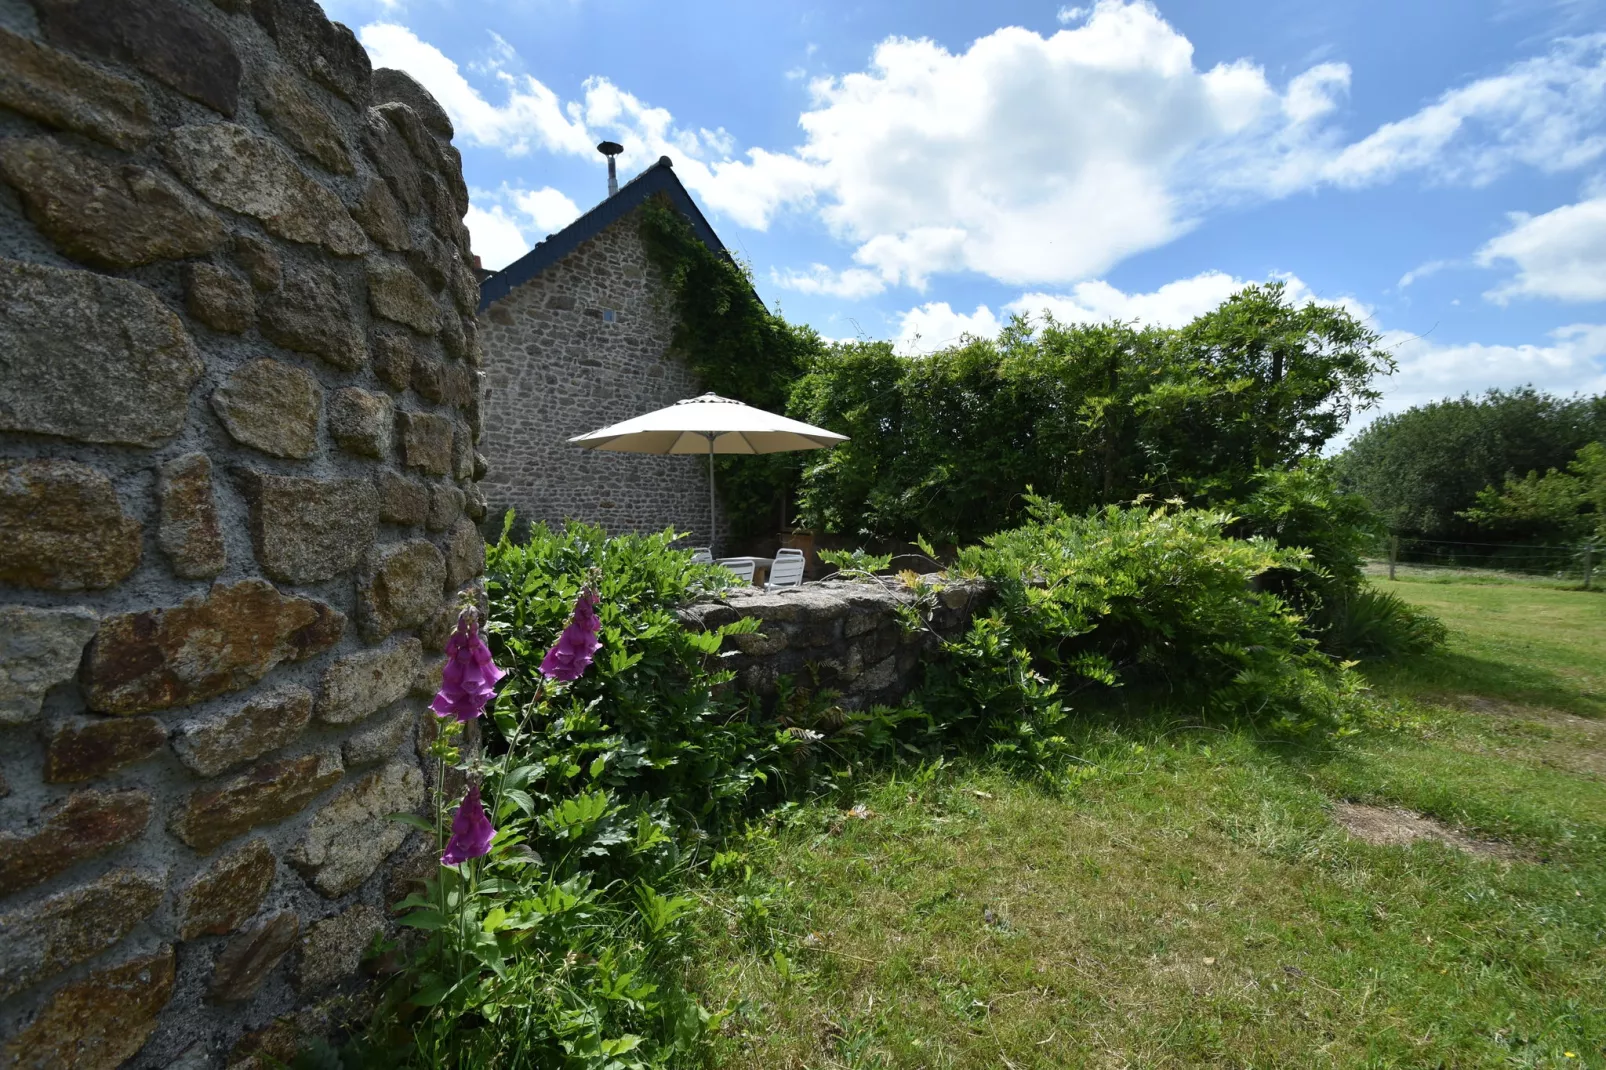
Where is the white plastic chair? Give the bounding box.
[690,547,713,563]
[765,555,806,590]
[716,557,756,584]
[775,547,805,561]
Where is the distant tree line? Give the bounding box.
[1336,388,1606,544]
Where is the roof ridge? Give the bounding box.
[477,158,728,311]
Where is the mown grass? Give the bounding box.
[690,577,1606,1069]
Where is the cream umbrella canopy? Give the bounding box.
[568,392,848,555]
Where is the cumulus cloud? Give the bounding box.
[1011,271,1276,328]
[358,23,817,228]
[893,303,1004,355]
[1476,195,1606,303]
[777,10,1603,294]
[364,7,1606,295]
[888,271,1367,356]
[510,186,582,235]
[1369,322,1606,419]
[462,184,582,269]
[360,23,591,156]
[464,203,532,270]
[771,264,888,300]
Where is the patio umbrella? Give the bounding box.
[568,392,848,555]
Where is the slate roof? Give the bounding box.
[476,156,728,312]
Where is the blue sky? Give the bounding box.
[324,0,1606,427]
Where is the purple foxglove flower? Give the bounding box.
[431,611,506,723]
[441,783,495,865]
[539,588,602,682]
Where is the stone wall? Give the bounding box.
[679,577,990,710]
[477,205,727,548]
[0,1,486,1065]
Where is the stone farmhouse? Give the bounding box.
[475,152,733,547]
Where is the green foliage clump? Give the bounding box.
[1462,440,1606,544]
[1317,586,1449,661]
[368,521,796,1068]
[815,547,894,574]
[1338,387,1606,539]
[792,282,1392,546]
[637,198,828,540]
[918,498,1371,764]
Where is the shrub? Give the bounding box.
[1316,587,1448,661]
[919,498,1368,754]
[792,282,1393,545]
[1225,459,1386,629]
[367,521,790,1068]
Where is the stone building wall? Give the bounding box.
[477,208,727,548]
[679,577,991,710]
[0,1,487,1065]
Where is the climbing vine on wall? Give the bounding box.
[638,196,827,540]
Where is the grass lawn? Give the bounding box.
[691,577,1606,1069]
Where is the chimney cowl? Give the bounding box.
[597,141,623,197]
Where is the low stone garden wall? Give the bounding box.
[679,576,991,709]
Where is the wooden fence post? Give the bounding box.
[1388,535,1398,582]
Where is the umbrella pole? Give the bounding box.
[706,434,716,557]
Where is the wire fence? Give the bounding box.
[1369,535,1599,588]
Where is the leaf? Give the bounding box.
[498,788,536,819]
[385,812,436,833]
[396,909,449,932]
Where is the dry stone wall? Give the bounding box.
[477,207,728,548]
[0,0,487,1064]
[679,577,991,710]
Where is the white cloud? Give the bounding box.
[1476,195,1606,302]
[889,270,1374,355]
[365,9,1606,296]
[510,186,581,235]
[893,302,1003,355]
[1011,271,1260,328]
[1056,6,1090,23]
[462,185,583,269]
[360,23,591,157]
[1370,322,1606,418]
[1398,259,1452,289]
[1319,35,1606,189]
[771,264,888,300]
[464,203,532,270]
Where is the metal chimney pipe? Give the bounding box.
[597,141,623,196]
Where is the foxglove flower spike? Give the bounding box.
[539,587,602,682]
[431,610,506,723]
[441,784,495,865]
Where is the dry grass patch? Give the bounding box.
[1330,801,1525,860]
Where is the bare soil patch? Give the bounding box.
[1332,802,1524,860]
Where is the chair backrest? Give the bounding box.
[774,547,805,560]
[718,557,755,584]
[690,548,713,563]
[766,556,805,588]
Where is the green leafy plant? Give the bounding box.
[816,547,894,575]
[1462,440,1606,544]
[917,496,1368,756]
[367,521,786,1068]
[792,282,1393,545]
[1318,586,1449,660]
